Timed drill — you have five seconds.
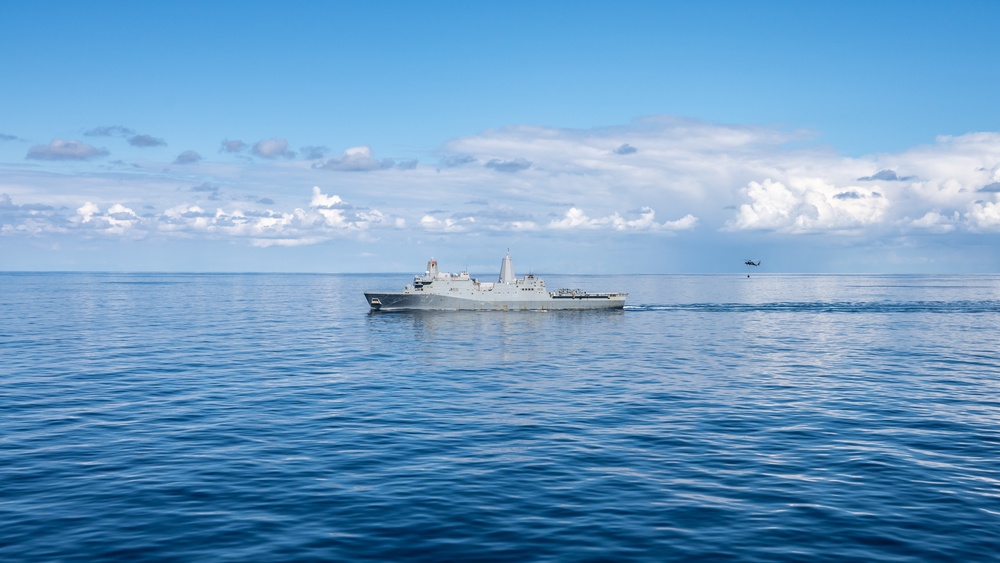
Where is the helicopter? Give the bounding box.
[744,260,761,267]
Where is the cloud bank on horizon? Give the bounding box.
[2,116,1000,271]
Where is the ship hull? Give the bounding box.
[365,292,625,311]
[364,253,626,311]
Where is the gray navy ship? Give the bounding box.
[365,253,627,311]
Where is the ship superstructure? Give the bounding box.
[364,253,626,311]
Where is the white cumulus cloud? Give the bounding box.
[309,186,347,208]
[77,202,101,223]
[967,201,1000,230]
[549,206,696,232]
[906,210,959,233]
[420,214,475,232]
[0,187,398,246]
[727,178,889,233]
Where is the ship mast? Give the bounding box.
[499,252,515,284]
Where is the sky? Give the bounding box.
[3,0,1000,274]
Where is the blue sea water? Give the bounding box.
[2,272,1000,561]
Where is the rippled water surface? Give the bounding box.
[3,273,1000,561]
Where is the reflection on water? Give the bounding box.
[368,309,627,365]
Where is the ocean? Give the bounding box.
[2,272,1000,561]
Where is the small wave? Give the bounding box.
[101,281,186,285]
[625,300,1000,314]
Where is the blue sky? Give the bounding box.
[3,0,1000,273]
